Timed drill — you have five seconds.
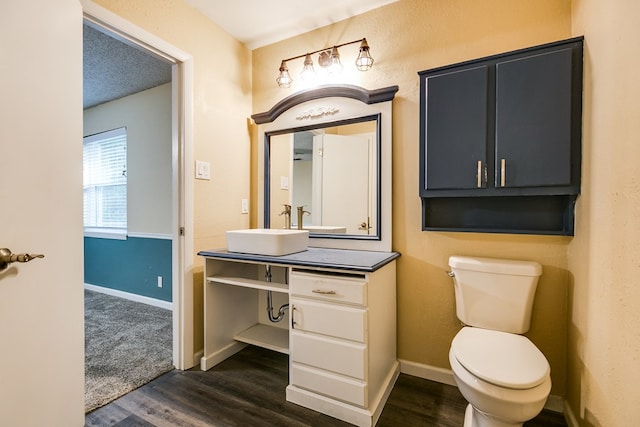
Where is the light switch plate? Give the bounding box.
[241,199,249,214]
[195,160,211,180]
[280,176,289,190]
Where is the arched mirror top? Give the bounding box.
[252,84,399,124]
[254,85,398,252]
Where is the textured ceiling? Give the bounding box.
[83,1,399,109]
[83,25,172,110]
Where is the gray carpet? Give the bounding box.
[84,289,173,413]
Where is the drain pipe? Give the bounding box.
[265,265,288,323]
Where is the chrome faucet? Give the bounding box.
[279,204,292,229]
[296,206,311,230]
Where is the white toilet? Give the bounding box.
[447,256,551,427]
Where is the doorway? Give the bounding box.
[83,2,195,374]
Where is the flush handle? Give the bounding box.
[0,248,45,272]
[447,271,455,277]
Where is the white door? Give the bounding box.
[0,1,85,426]
[317,134,372,234]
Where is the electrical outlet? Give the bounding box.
[157,276,163,288]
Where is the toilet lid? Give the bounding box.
[451,327,550,389]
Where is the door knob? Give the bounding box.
[359,221,372,230]
[0,248,45,272]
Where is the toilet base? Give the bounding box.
[463,404,525,427]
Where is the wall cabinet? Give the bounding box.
[198,248,399,427]
[418,37,583,235]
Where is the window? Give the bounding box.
[83,127,127,237]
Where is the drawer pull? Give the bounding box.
[291,305,296,329]
[312,289,336,295]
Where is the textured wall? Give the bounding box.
[93,0,253,353]
[84,83,173,235]
[85,236,172,301]
[252,0,572,397]
[568,0,640,425]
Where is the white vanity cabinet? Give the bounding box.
[197,247,399,427]
[287,265,398,427]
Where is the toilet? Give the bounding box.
[447,256,551,427]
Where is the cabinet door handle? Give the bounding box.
[477,160,482,188]
[500,158,506,187]
[312,289,336,295]
[291,305,296,329]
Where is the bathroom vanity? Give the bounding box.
[198,84,400,425]
[198,247,399,427]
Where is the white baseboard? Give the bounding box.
[399,358,457,386]
[399,358,565,414]
[193,350,204,368]
[84,283,173,310]
[200,341,247,371]
[564,400,579,427]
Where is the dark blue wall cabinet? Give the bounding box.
[418,37,583,235]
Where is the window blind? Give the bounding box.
[83,127,127,229]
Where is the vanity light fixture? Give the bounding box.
[275,38,374,88]
[276,60,293,88]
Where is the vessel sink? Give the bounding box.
[302,225,347,234]
[226,228,309,256]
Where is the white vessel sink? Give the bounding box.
[303,225,347,234]
[226,228,309,256]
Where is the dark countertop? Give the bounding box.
[197,247,400,272]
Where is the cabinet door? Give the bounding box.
[422,65,489,191]
[495,48,573,188]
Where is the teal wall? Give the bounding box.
[84,236,172,302]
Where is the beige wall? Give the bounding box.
[269,133,293,228]
[92,1,640,423]
[568,0,640,425]
[253,0,573,397]
[93,0,253,352]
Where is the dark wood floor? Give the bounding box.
[85,345,567,427]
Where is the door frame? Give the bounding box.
[82,0,195,370]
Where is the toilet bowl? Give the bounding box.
[449,327,551,427]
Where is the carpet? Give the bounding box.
[84,289,173,413]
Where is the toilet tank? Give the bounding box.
[449,256,542,334]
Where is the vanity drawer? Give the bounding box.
[291,331,366,379]
[290,271,367,306]
[291,298,366,343]
[291,363,367,407]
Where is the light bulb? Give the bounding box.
[327,46,343,74]
[300,54,316,81]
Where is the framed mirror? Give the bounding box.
[253,85,398,252]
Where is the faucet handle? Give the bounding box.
[280,204,292,215]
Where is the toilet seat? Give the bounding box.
[451,327,550,389]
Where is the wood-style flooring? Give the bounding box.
[85,345,567,427]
